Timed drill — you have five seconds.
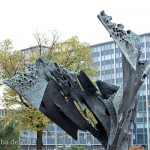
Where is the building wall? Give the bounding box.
[20,124,104,150]
[91,33,150,147]
[0,109,103,150]
[1,33,150,149]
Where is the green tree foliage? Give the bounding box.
[0,33,96,150]
[51,36,95,76]
[0,39,50,129]
[0,39,24,78]
[0,39,50,150]
[31,34,96,77]
[0,118,20,150]
[70,145,85,150]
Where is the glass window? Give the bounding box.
[57,126,62,131]
[105,54,108,60]
[29,131,37,138]
[107,44,110,49]
[120,72,123,78]
[47,132,55,144]
[78,133,86,144]
[141,36,145,43]
[65,134,72,145]
[42,138,47,145]
[47,124,55,131]
[116,73,120,78]
[111,53,114,59]
[108,54,111,60]
[136,112,143,118]
[140,91,143,96]
[102,75,105,80]
[93,47,98,53]
[104,45,108,50]
[42,131,46,138]
[87,133,93,145]
[57,132,63,144]
[136,123,144,128]
[102,55,105,61]
[137,134,144,140]
[94,138,100,144]
[101,45,104,51]
[112,73,114,79]
[72,139,78,144]
[101,65,104,71]
[143,90,146,95]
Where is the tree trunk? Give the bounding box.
[37,130,43,150]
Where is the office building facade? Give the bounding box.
[1,33,150,149]
[20,124,103,150]
[0,109,103,150]
[91,33,150,148]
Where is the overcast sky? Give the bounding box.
[0,0,150,103]
[0,0,150,50]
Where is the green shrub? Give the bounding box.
[70,145,85,150]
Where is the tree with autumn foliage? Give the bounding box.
[0,39,50,150]
[0,32,96,150]
[32,31,95,76]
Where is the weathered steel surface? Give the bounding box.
[3,11,150,150]
[97,11,141,70]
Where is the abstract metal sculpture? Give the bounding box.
[3,11,150,150]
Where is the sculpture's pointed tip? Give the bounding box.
[3,78,11,86]
[100,10,105,16]
[98,10,140,71]
[97,10,105,19]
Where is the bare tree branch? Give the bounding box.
[48,30,61,59]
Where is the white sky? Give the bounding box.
[0,0,150,50]
[0,0,150,106]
